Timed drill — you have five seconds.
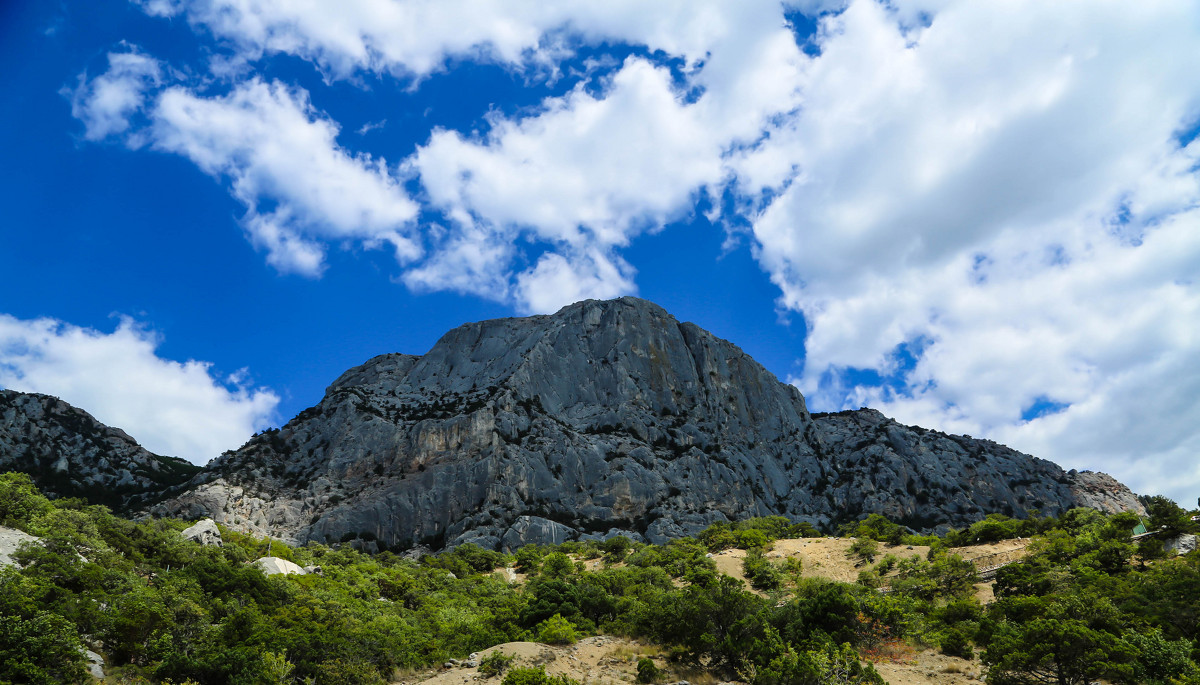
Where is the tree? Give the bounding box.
[984,594,1134,685]
[1145,496,1195,537]
[0,472,54,528]
[0,611,89,684]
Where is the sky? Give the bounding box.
[1,1,1198,504]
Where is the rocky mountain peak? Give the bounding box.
[0,389,201,511]
[142,298,1136,551]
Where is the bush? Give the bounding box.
[636,657,660,683]
[479,652,515,677]
[940,628,974,660]
[536,614,579,645]
[501,666,579,685]
[848,538,879,563]
[744,549,784,590]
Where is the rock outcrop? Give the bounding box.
[180,518,222,546]
[1165,534,1197,555]
[149,297,1136,550]
[1063,470,1147,516]
[0,525,40,567]
[0,390,201,511]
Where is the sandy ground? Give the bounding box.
[395,637,984,685]
[710,537,1029,601]
[871,649,984,685]
[393,637,713,685]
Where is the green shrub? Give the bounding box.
[743,549,783,590]
[848,538,879,562]
[940,628,973,660]
[636,657,660,683]
[501,666,579,685]
[536,614,579,645]
[479,652,515,677]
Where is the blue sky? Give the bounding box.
[2,0,1199,503]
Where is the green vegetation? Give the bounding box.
[500,666,578,685]
[477,651,514,677]
[635,657,660,683]
[0,471,1197,685]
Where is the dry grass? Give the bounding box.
[861,639,918,664]
[605,644,665,661]
[941,663,965,674]
[669,666,721,685]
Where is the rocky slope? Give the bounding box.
[147,297,1135,550]
[0,390,201,511]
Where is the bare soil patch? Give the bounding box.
[395,637,711,685]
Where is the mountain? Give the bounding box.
[142,297,1134,550]
[0,389,202,511]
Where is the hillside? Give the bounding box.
[1,473,1196,685]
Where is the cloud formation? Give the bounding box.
[738,0,1200,501]
[151,79,421,275]
[64,47,162,142]
[65,0,1200,500]
[0,315,279,464]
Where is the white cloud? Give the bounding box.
[515,250,637,315]
[150,79,421,275]
[67,59,422,275]
[63,46,162,142]
[134,0,753,80]
[0,315,278,464]
[748,0,1200,501]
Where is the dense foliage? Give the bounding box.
[0,471,1197,685]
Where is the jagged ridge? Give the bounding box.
[0,389,201,511]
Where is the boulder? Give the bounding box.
[1165,534,1197,555]
[501,516,576,551]
[0,526,40,567]
[84,649,105,680]
[251,556,308,576]
[181,518,222,546]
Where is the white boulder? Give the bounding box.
[252,556,308,576]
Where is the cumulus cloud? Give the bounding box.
[748,0,1200,500]
[134,0,758,80]
[63,46,162,142]
[66,57,421,275]
[0,315,278,464]
[150,79,421,275]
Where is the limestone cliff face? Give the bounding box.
[0,390,201,511]
[150,298,1128,550]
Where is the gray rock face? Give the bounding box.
[180,518,222,546]
[85,649,105,680]
[0,525,40,567]
[0,390,201,511]
[809,409,1140,530]
[150,297,1134,550]
[1064,470,1147,516]
[1165,534,1197,555]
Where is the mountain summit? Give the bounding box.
[143,297,1132,550]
